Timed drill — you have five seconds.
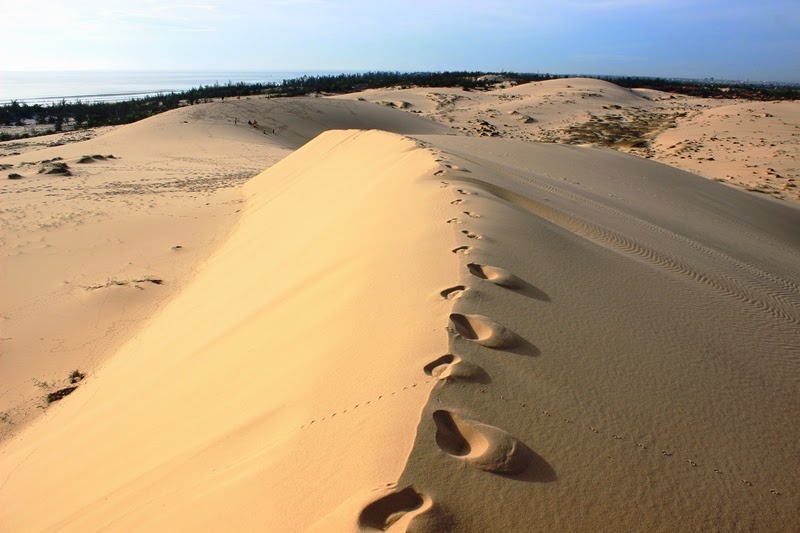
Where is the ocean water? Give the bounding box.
[0,71,349,105]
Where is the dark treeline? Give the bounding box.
[2,71,798,141]
[0,81,276,140]
[599,75,800,101]
[276,71,555,95]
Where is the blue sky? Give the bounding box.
[3,0,798,81]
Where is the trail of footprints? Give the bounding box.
[309,156,785,529]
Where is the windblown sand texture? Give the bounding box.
[1,86,799,531]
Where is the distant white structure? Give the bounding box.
[476,74,508,83]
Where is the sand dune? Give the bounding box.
[1,129,454,531]
[0,96,454,442]
[652,101,800,200]
[2,86,799,531]
[335,77,799,202]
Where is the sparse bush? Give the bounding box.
[39,162,71,176]
[33,378,51,389]
[46,387,77,404]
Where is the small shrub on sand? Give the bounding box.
[38,162,72,176]
[46,387,77,404]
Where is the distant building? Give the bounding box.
[476,75,508,83]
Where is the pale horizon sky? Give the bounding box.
[3,0,799,82]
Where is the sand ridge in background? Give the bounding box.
[1,84,799,531]
[334,77,800,201]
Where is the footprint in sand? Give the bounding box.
[424,354,459,376]
[358,486,432,531]
[466,263,521,289]
[433,170,445,176]
[462,211,481,218]
[433,410,531,475]
[424,354,487,382]
[461,230,481,240]
[450,199,464,205]
[446,218,462,224]
[449,313,519,349]
[309,485,441,532]
[439,286,466,300]
[451,246,471,255]
[456,189,475,195]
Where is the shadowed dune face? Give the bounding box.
[397,134,797,530]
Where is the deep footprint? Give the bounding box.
[440,286,466,300]
[424,354,458,376]
[467,263,521,289]
[463,211,481,218]
[446,218,461,224]
[450,199,464,205]
[424,354,487,381]
[461,230,481,240]
[451,246,471,255]
[358,486,429,531]
[449,313,519,348]
[433,410,531,474]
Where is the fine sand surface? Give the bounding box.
[334,77,800,201]
[652,101,800,200]
[0,97,451,441]
[2,88,800,531]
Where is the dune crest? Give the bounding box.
[0,129,462,532]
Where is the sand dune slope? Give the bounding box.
[652,100,800,200]
[0,97,456,442]
[397,135,800,531]
[0,105,290,442]
[178,95,455,148]
[0,129,458,531]
[2,126,799,531]
[335,78,799,202]
[333,77,698,143]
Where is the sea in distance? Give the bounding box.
[0,70,354,106]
